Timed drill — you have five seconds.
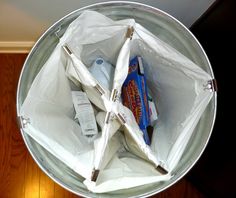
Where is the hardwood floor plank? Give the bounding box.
[0,54,27,197]
[54,183,80,198]
[24,154,40,198]
[39,171,55,198]
[7,131,27,198]
[54,183,68,198]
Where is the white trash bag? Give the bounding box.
[20,10,214,193]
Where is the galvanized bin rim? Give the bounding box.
[16,1,217,197]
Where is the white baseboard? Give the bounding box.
[0,41,35,53]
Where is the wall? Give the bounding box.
[0,0,215,52]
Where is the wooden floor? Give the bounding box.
[0,54,206,198]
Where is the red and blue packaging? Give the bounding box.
[122,56,151,145]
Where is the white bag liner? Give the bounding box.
[20,10,214,192]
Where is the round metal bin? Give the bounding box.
[16,1,217,197]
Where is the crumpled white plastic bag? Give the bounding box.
[132,24,213,170]
[20,10,214,192]
[20,10,134,181]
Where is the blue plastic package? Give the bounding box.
[122,56,151,145]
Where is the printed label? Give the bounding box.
[72,91,98,135]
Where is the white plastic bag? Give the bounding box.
[20,10,214,192]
